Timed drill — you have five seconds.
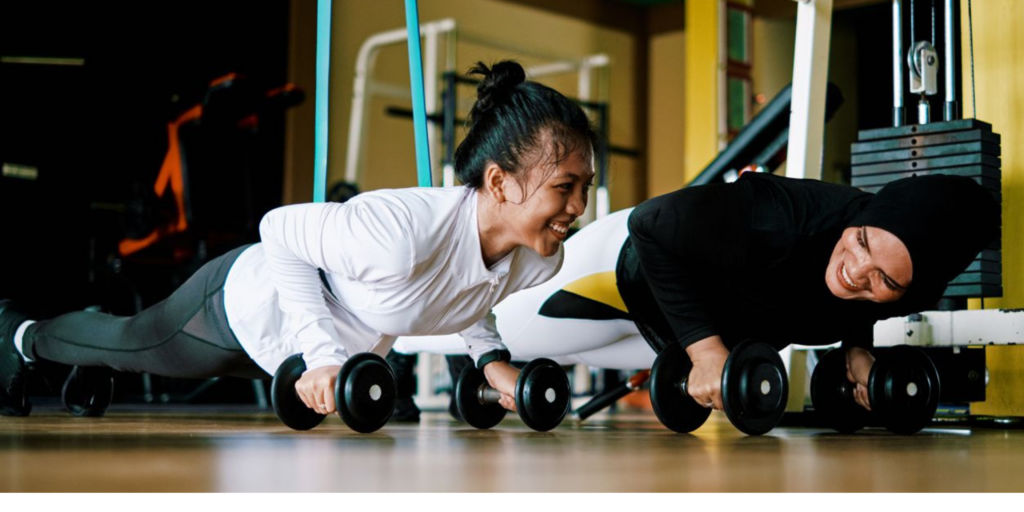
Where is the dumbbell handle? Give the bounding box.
[477,383,504,405]
[838,380,855,400]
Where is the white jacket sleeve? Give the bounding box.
[259,200,414,371]
[459,310,511,368]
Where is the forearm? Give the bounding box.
[260,206,348,369]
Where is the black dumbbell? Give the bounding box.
[811,345,940,435]
[455,358,570,432]
[61,366,115,417]
[650,340,788,436]
[271,353,397,433]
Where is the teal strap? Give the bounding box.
[313,0,332,202]
[404,0,433,188]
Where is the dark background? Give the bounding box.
[1,1,295,405]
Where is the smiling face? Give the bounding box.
[824,226,913,303]
[495,149,594,257]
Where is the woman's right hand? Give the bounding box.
[684,336,730,411]
[482,361,521,412]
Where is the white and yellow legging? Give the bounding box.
[394,208,656,370]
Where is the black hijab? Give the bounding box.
[848,174,1000,311]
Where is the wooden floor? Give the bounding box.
[2,406,1023,492]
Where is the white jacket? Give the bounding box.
[223,186,563,376]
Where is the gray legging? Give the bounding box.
[23,245,270,380]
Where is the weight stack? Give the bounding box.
[850,119,1003,298]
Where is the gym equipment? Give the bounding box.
[573,370,650,421]
[811,345,941,435]
[271,353,397,433]
[650,340,788,436]
[854,0,1002,302]
[850,119,1002,300]
[455,358,570,432]
[870,345,942,435]
[61,366,115,417]
[809,348,869,433]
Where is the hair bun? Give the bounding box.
[468,60,526,114]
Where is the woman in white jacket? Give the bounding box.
[0,60,597,418]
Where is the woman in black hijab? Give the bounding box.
[624,172,1001,411]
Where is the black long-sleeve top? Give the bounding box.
[625,173,941,352]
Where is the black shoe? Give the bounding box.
[391,395,421,423]
[386,350,420,422]
[0,300,33,417]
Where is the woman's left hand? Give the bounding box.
[845,347,875,411]
[483,361,521,412]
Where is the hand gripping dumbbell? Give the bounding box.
[811,345,940,435]
[271,353,397,433]
[455,358,571,432]
[650,340,789,436]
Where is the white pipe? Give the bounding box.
[425,26,439,186]
[346,18,611,189]
[345,18,457,185]
[786,0,833,181]
[942,0,957,120]
[893,0,905,127]
[443,27,458,187]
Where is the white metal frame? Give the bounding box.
[345,20,612,193]
[786,0,833,181]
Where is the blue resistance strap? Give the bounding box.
[404,0,433,188]
[313,0,332,203]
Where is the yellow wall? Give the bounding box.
[307,0,637,212]
[648,31,686,198]
[963,0,1024,310]
[683,0,720,184]
[971,345,1024,417]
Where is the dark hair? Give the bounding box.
[454,60,598,191]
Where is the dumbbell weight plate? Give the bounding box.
[514,358,571,432]
[455,365,507,429]
[650,343,713,433]
[271,354,327,431]
[721,340,788,436]
[810,348,869,434]
[869,345,940,435]
[61,366,115,418]
[335,352,396,434]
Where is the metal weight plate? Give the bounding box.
[514,358,571,432]
[851,129,999,154]
[721,341,788,436]
[336,352,396,434]
[61,366,114,418]
[271,354,327,431]
[851,141,1001,166]
[869,345,940,435]
[810,349,869,434]
[649,343,712,433]
[855,118,992,141]
[455,364,507,429]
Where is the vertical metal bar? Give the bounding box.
[943,0,959,120]
[596,103,610,218]
[442,72,456,165]
[425,27,439,185]
[313,0,332,202]
[893,0,906,127]
[404,0,433,188]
